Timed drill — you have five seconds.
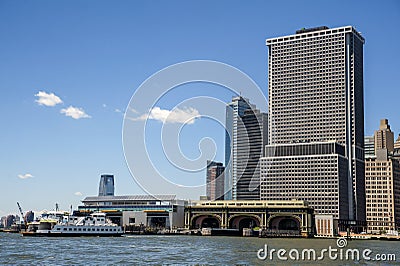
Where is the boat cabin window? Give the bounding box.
[63,228,67,231]
[69,228,72,231]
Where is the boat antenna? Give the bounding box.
[55,203,59,211]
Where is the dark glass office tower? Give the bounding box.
[98,174,115,196]
[225,96,268,200]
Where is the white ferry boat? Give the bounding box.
[22,212,123,237]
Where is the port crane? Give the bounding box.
[16,202,27,231]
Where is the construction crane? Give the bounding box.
[16,202,27,231]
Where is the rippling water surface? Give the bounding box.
[1,232,400,265]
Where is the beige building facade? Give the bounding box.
[365,157,400,233]
[374,119,394,154]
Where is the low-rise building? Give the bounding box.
[78,194,186,229]
[185,199,315,237]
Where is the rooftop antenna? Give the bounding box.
[55,203,59,212]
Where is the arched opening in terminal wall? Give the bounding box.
[268,215,300,231]
[201,217,220,228]
[191,215,221,229]
[278,218,299,230]
[229,215,261,230]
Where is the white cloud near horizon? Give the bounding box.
[127,107,138,114]
[35,91,63,107]
[74,192,83,196]
[18,173,34,179]
[129,106,200,124]
[60,106,91,119]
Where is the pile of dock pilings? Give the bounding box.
[259,229,302,238]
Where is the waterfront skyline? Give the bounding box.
[1,0,400,216]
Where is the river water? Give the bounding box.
[1,232,399,265]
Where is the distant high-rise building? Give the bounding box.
[394,134,400,156]
[98,174,115,196]
[236,109,268,200]
[0,216,6,228]
[365,154,400,233]
[364,136,375,158]
[24,211,34,223]
[225,96,255,200]
[374,119,394,154]
[225,96,268,200]
[5,215,16,228]
[206,160,225,201]
[261,26,366,225]
[366,150,399,231]
[366,119,400,232]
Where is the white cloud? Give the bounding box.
[60,106,91,119]
[129,106,200,124]
[35,91,63,107]
[127,107,138,114]
[74,192,83,196]
[18,173,33,179]
[115,108,122,113]
[102,103,107,108]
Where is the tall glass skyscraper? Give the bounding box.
[98,174,115,196]
[225,96,267,200]
[261,26,366,224]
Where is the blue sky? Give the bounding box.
[1,0,399,216]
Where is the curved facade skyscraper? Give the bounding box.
[225,96,268,200]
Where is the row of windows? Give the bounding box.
[272,64,345,72]
[57,227,119,232]
[270,84,345,91]
[271,36,345,45]
[271,42,345,52]
[271,88,345,96]
[271,55,345,64]
[367,205,392,208]
[272,76,345,85]
[366,176,392,180]
[271,49,345,59]
[270,61,345,71]
[271,73,346,83]
[367,220,394,224]
[269,34,345,47]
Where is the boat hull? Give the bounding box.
[21,231,123,237]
